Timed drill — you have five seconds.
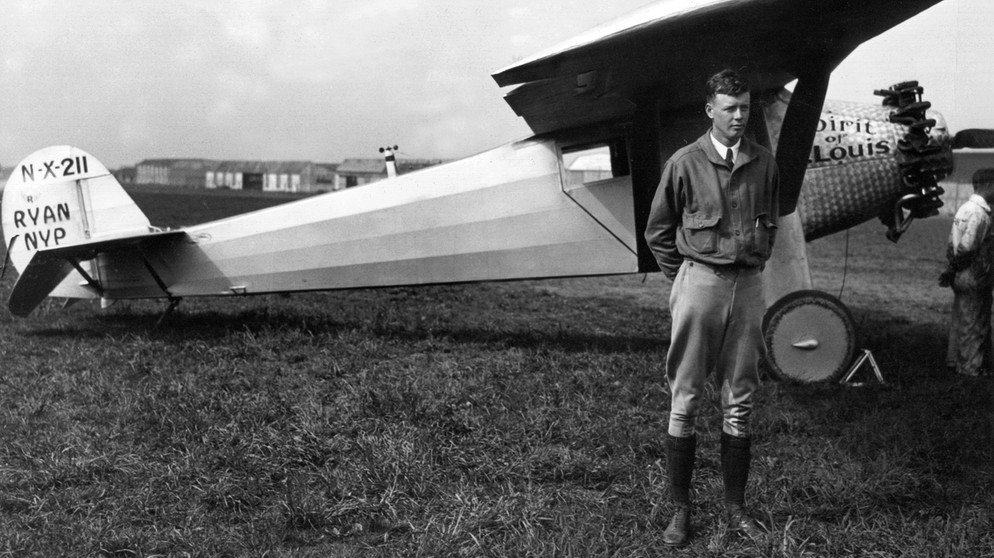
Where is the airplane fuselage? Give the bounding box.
[0,91,953,314]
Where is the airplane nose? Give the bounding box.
[874,81,953,241]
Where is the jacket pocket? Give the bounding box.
[682,212,720,254]
[752,213,777,258]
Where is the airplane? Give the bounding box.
[0,0,972,384]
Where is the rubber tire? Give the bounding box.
[762,290,858,383]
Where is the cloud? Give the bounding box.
[347,0,421,21]
[221,15,272,50]
[509,35,534,48]
[508,6,531,19]
[6,0,986,170]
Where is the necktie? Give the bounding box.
[725,148,734,168]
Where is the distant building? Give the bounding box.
[205,161,337,193]
[206,161,246,190]
[132,157,444,193]
[335,158,386,189]
[314,163,338,191]
[566,152,613,184]
[136,158,213,188]
[334,158,447,190]
[113,167,136,185]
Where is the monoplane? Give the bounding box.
[2,0,981,381]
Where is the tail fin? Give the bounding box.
[1,146,151,298]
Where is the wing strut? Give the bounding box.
[69,258,103,294]
[0,235,17,280]
[629,97,663,273]
[775,69,832,216]
[139,253,172,298]
[139,252,184,329]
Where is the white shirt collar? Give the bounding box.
[969,193,991,213]
[710,132,742,164]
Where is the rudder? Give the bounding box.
[1,145,152,297]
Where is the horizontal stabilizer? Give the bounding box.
[8,256,77,317]
[8,230,187,317]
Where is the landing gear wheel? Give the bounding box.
[762,290,858,383]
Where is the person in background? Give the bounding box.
[644,68,779,547]
[940,172,994,377]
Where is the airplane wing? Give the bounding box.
[493,0,945,219]
[8,230,187,317]
[492,0,945,135]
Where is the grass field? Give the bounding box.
[0,189,991,557]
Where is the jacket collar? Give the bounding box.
[697,131,757,168]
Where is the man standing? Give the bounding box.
[644,69,779,546]
[941,179,994,377]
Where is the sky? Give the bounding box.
[1,0,992,169]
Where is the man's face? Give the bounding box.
[706,92,750,147]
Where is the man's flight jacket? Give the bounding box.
[644,131,780,279]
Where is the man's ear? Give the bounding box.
[705,102,714,119]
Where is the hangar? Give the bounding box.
[71,157,446,194]
[136,159,338,193]
[136,159,213,188]
[204,161,337,192]
[334,158,448,189]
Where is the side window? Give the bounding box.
[561,139,629,189]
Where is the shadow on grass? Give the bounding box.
[764,303,992,523]
[20,290,669,356]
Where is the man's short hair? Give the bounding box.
[972,169,994,199]
[706,69,750,102]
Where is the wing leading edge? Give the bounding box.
[492,0,946,135]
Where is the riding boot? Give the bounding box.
[663,433,696,546]
[721,432,765,539]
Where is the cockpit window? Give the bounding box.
[561,139,629,188]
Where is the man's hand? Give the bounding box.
[939,268,955,288]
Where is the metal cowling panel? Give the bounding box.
[796,102,906,241]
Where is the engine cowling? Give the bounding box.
[781,81,954,242]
